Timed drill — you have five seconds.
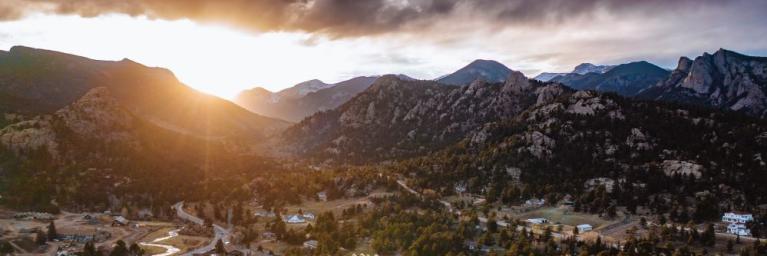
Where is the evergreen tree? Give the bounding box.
[47,221,58,241]
[36,230,47,245]
[0,241,14,254]
[83,241,98,256]
[128,243,144,256]
[215,239,226,255]
[109,240,128,256]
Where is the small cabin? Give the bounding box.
[577,224,593,233]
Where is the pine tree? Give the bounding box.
[47,221,57,241]
[109,240,128,256]
[83,241,98,256]
[215,239,226,255]
[36,230,47,245]
[128,243,144,256]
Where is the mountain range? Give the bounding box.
[0,46,290,141]
[534,63,616,82]
[235,76,382,122]
[1,45,767,210]
[549,61,670,97]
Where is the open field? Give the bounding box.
[503,206,616,228]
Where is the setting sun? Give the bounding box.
[1,1,766,255]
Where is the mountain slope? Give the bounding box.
[397,90,767,213]
[279,72,571,162]
[437,59,513,86]
[0,46,290,141]
[552,61,670,96]
[235,76,381,122]
[0,87,244,210]
[637,49,767,118]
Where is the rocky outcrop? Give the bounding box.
[661,160,703,179]
[0,87,139,158]
[638,49,767,118]
[280,73,570,162]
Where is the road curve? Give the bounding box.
[173,202,232,256]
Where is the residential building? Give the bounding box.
[525,198,545,207]
[303,240,318,249]
[727,223,752,236]
[722,212,754,224]
[526,218,549,224]
[577,224,593,233]
[285,215,306,224]
[317,192,328,202]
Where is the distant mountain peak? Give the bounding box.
[437,59,513,86]
[277,79,333,99]
[552,61,669,97]
[572,63,615,74]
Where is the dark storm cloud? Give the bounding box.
[1,0,745,37]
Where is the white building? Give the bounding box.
[285,215,306,224]
[317,192,328,202]
[454,183,467,194]
[112,216,129,226]
[727,223,752,236]
[302,212,315,220]
[525,198,545,207]
[526,218,549,224]
[722,212,754,224]
[303,240,318,249]
[577,224,593,233]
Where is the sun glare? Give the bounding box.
[0,14,378,98]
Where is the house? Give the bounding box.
[285,215,306,224]
[112,216,129,226]
[303,240,318,249]
[722,212,754,224]
[317,192,328,202]
[302,212,315,220]
[727,223,752,236]
[577,224,593,233]
[454,183,467,194]
[525,198,545,207]
[526,218,549,224]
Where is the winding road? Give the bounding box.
[173,202,232,256]
[140,229,182,256]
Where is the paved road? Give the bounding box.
[173,202,232,256]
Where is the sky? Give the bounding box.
[1,0,766,99]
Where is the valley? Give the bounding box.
[0,47,766,256]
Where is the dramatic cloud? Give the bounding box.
[1,0,766,96]
[0,0,748,37]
